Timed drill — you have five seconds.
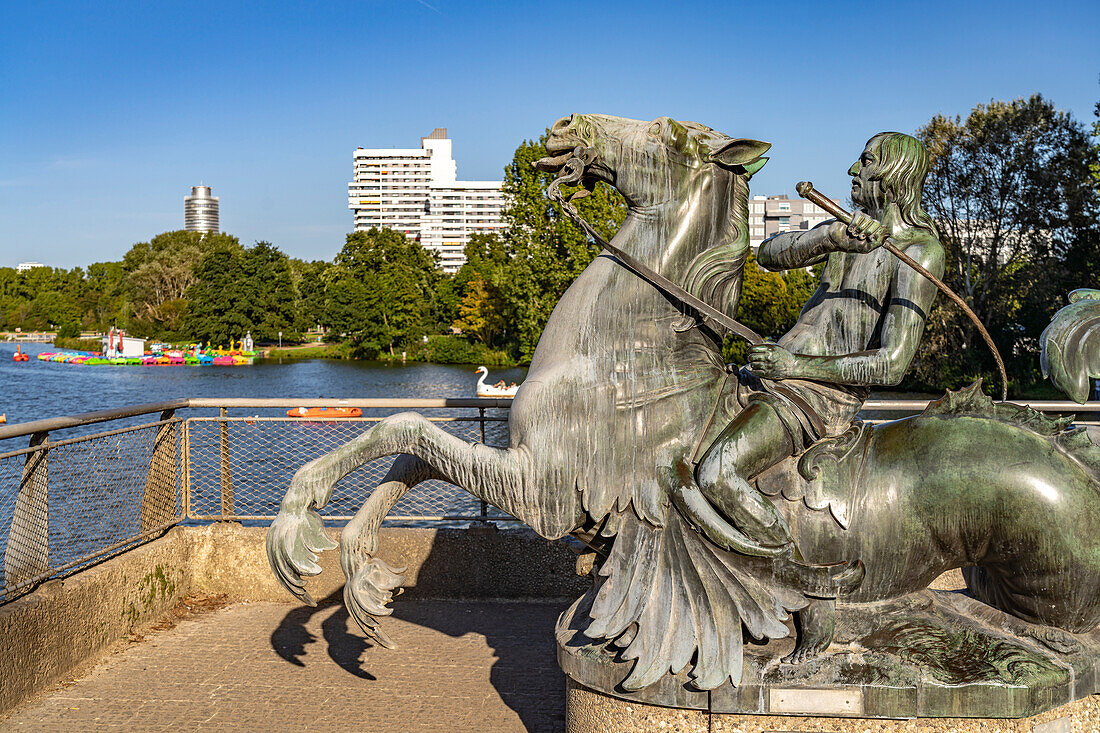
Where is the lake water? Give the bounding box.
[0,342,528,592]
[0,341,528,427]
[0,338,941,595]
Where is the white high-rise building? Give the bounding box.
[748,194,841,252]
[348,128,507,273]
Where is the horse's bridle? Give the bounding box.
[545,145,765,346]
[542,145,829,440]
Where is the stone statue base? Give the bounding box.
[565,679,1098,732]
[558,581,1100,720]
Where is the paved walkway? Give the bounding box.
[3,598,568,732]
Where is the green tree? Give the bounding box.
[1,266,84,330]
[0,261,119,334]
[323,269,370,341]
[290,259,330,334]
[240,241,299,342]
[185,242,247,345]
[122,230,242,336]
[453,275,508,345]
[448,234,511,343]
[433,272,465,334]
[912,95,1100,390]
[475,134,627,360]
[323,228,440,355]
[28,288,79,329]
[186,240,300,344]
[0,267,19,329]
[1091,93,1100,190]
[80,261,126,330]
[56,322,81,339]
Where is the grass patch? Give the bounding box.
[392,335,518,366]
[266,335,520,366]
[263,343,354,360]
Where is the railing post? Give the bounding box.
[4,431,50,591]
[219,407,234,518]
[479,407,488,518]
[183,418,191,519]
[140,410,178,531]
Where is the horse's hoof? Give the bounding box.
[343,556,405,647]
[782,640,829,665]
[266,508,338,606]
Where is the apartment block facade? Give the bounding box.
[348,128,506,273]
[748,194,841,251]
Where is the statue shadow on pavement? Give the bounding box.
[270,592,376,681]
[268,530,575,732]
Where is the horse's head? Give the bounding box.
[538,113,770,209]
[538,114,771,334]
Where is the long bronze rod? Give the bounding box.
[795,181,1008,401]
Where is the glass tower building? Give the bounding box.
[185,185,220,233]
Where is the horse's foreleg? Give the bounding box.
[268,412,573,605]
[339,454,442,646]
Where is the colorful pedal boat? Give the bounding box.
[286,406,363,419]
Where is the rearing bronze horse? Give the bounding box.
[267,113,1100,694]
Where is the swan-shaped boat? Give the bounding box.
[475,366,520,398]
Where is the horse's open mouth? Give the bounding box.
[533,147,576,173]
[537,144,599,205]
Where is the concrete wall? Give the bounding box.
[0,523,588,717]
[0,530,191,717]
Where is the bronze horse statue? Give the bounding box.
[267,113,1100,693]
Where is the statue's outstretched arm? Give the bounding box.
[758,220,841,271]
[766,237,945,387]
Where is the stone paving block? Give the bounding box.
[1,599,568,732]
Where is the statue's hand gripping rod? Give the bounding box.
[795,181,1008,401]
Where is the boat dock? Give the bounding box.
[1,332,55,343]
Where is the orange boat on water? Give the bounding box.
[12,346,29,362]
[286,406,362,419]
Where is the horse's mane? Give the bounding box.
[675,122,753,329]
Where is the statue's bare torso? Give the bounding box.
[781,246,897,359]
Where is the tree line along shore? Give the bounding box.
[3,95,1098,395]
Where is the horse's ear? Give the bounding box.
[742,157,769,175]
[707,139,772,170]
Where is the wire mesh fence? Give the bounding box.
[184,412,512,521]
[3,394,1098,607]
[0,400,516,606]
[0,417,182,604]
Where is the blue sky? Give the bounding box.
[1,0,1098,268]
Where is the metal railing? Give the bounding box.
[0,397,512,604]
[182,398,512,522]
[0,403,186,604]
[2,394,1099,605]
